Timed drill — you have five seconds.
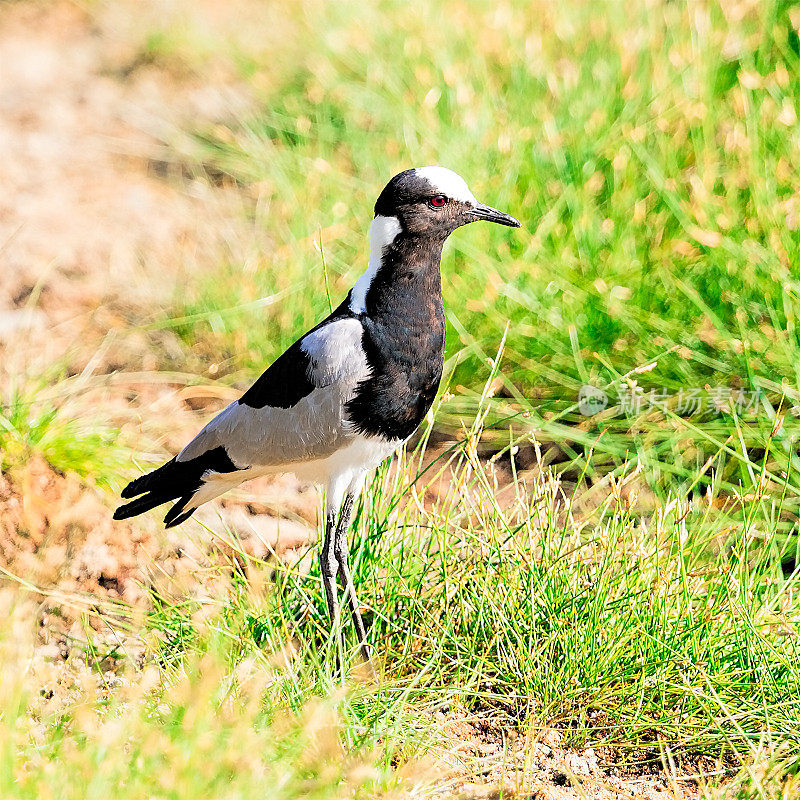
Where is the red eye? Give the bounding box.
[430,195,447,208]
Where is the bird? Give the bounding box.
[114,166,520,668]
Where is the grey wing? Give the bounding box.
[176,316,369,468]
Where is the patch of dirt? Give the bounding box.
[435,713,716,799]
[0,0,317,624]
[0,457,151,605]
[0,457,316,623]
[0,0,256,375]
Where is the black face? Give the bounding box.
[373,169,520,237]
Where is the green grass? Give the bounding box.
[4,410,799,796]
[0,378,126,489]
[157,415,800,753]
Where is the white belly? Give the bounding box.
[190,433,403,509]
[291,433,403,485]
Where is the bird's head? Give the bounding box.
[373,166,520,239]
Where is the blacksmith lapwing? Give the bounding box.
[115,166,520,667]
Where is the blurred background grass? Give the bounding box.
[123,0,800,514]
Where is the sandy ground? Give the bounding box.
[0,3,709,796]
[0,0,320,595]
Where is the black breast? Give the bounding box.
[345,250,446,441]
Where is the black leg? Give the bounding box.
[319,506,343,667]
[333,491,375,676]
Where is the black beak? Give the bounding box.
[468,202,521,228]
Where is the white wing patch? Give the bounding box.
[414,166,477,204]
[301,317,366,386]
[177,317,370,469]
[349,214,402,314]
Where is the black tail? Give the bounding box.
[114,446,240,528]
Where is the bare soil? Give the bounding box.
[442,723,707,799]
[0,0,319,597]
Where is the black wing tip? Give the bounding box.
[114,450,235,526]
[120,482,141,499]
[113,499,151,521]
[164,512,194,528]
[164,498,194,528]
[121,456,180,498]
[113,495,194,526]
